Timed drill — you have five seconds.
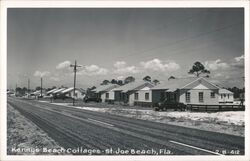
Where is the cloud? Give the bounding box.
[204,59,229,71]
[140,59,180,72]
[56,61,71,70]
[234,55,244,62]
[49,76,60,82]
[80,65,108,76]
[114,61,126,69]
[56,61,108,76]
[232,55,244,69]
[33,71,50,77]
[113,61,140,74]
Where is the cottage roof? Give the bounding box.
[32,91,40,94]
[52,88,66,94]
[93,84,120,93]
[46,88,58,94]
[32,90,46,94]
[151,77,197,90]
[152,77,220,91]
[61,87,85,94]
[113,81,154,92]
[61,87,74,93]
[219,88,233,94]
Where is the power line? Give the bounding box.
[154,29,243,59]
[116,21,243,60]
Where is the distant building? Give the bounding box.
[61,87,85,99]
[51,88,67,98]
[46,88,58,96]
[113,81,154,106]
[92,84,120,103]
[134,86,153,107]
[218,89,234,104]
[31,89,47,97]
[151,77,221,105]
[7,90,15,97]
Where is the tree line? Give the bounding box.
[12,61,244,98]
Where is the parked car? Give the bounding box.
[23,93,36,99]
[154,99,186,111]
[83,96,102,103]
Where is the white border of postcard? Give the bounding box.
[0,1,249,161]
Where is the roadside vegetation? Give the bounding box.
[7,104,64,155]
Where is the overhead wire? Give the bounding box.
[116,21,243,60]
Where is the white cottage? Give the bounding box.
[52,88,67,98]
[93,84,120,103]
[113,81,154,106]
[61,87,85,100]
[218,88,234,104]
[133,86,153,107]
[151,77,221,105]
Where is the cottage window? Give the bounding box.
[228,94,230,99]
[199,92,204,102]
[106,93,109,99]
[185,92,190,103]
[145,93,149,100]
[221,94,223,99]
[210,92,215,98]
[134,93,139,100]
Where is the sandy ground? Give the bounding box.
[49,102,244,137]
[7,104,65,155]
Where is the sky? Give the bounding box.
[7,8,244,89]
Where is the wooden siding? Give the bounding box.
[219,93,234,103]
[179,89,219,105]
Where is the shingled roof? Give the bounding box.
[46,88,58,94]
[52,88,66,94]
[151,77,220,91]
[151,77,198,90]
[93,84,120,93]
[61,87,85,94]
[113,81,154,93]
[219,88,233,94]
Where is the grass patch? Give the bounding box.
[7,104,64,155]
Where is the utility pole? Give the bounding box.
[70,60,82,106]
[28,78,30,98]
[240,76,245,108]
[40,77,43,98]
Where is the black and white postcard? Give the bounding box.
[0,1,249,161]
